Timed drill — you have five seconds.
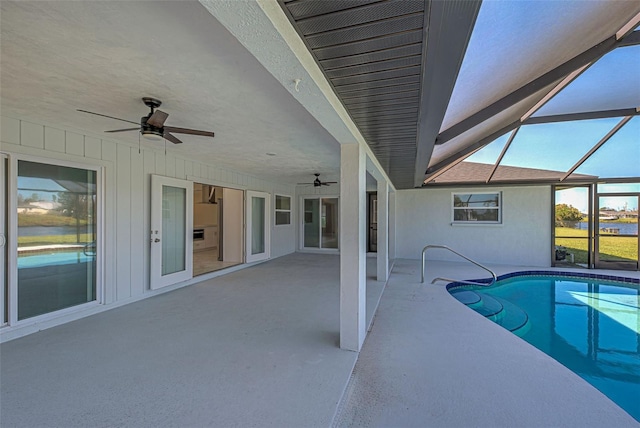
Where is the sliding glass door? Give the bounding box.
[14,159,99,321]
[302,197,338,250]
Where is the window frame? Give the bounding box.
[274,194,292,226]
[451,191,502,224]
[4,152,104,328]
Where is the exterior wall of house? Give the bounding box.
[395,186,552,267]
[1,115,296,336]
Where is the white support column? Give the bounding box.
[376,178,389,282]
[340,143,366,352]
[389,191,396,262]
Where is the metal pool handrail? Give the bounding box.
[421,244,497,286]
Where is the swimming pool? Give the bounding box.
[448,272,640,422]
[18,250,93,269]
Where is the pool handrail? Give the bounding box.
[421,244,497,286]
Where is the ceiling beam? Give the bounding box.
[425,120,520,176]
[524,108,640,125]
[618,30,640,47]
[560,116,633,181]
[485,127,519,183]
[412,0,482,187]
[435,34,634,146]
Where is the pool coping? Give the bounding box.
[446,270,640,291]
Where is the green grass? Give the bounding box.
[18,234,93,247]
[18,213,89,227]
[581,216,638,224]
[606,217,638,224]
[555,227,638,263]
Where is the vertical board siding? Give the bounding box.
[142,150,155,292]
[129,148,145,297]
[65,132,84,156]
[84,137,102,159]
[103,160,117,305]
[165,156,176,178]
[175,158,185,179]
[1,116,21,145]
[20,122,44,149]
[101,140,117,162]
[184,160,193,178]
[116,144,132,300]
[44,127,66,153]
[2,116,297,311]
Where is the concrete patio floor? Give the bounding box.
[1,253,638,427]
[335,259,639,427]
[0,253,385,428]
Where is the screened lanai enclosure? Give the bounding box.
[280,0,639,271]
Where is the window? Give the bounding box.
[275,194,291,225]
[452,192,501,223]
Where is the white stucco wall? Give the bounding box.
[395,186,552,267]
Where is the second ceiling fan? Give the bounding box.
[78,97,215,144]
[298,174,337,187]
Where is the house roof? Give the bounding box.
[428,162,597,185]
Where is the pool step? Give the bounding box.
[491,296,529,333]
[450,289,529,333]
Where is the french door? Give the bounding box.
[150,175,193,289]
[245,191,270,263]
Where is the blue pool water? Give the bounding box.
[449,274,640,421]
[18,250,93,268]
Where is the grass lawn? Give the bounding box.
[18,234,93,247]
[18,213,89,227]
[555,227,638,263]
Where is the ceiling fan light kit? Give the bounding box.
[78,97,215,145]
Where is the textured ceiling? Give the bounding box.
[0,1,341,185]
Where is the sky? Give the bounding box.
[555,187,638,214]
[464,40,639,184]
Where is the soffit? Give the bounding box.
[278,0,426,189]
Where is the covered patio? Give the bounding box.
[2,253,637,427]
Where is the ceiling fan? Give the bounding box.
[297,173,337,187]
[77,97,214,144]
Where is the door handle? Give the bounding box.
[154,238,161,243]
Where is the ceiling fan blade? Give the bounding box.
[163,132,183,144]
[322,183,331,186]
[164,126,215,138]
[77,109,139,125]
[147,110,169,128]
[105,127,140,133]
[325,181,338,184]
